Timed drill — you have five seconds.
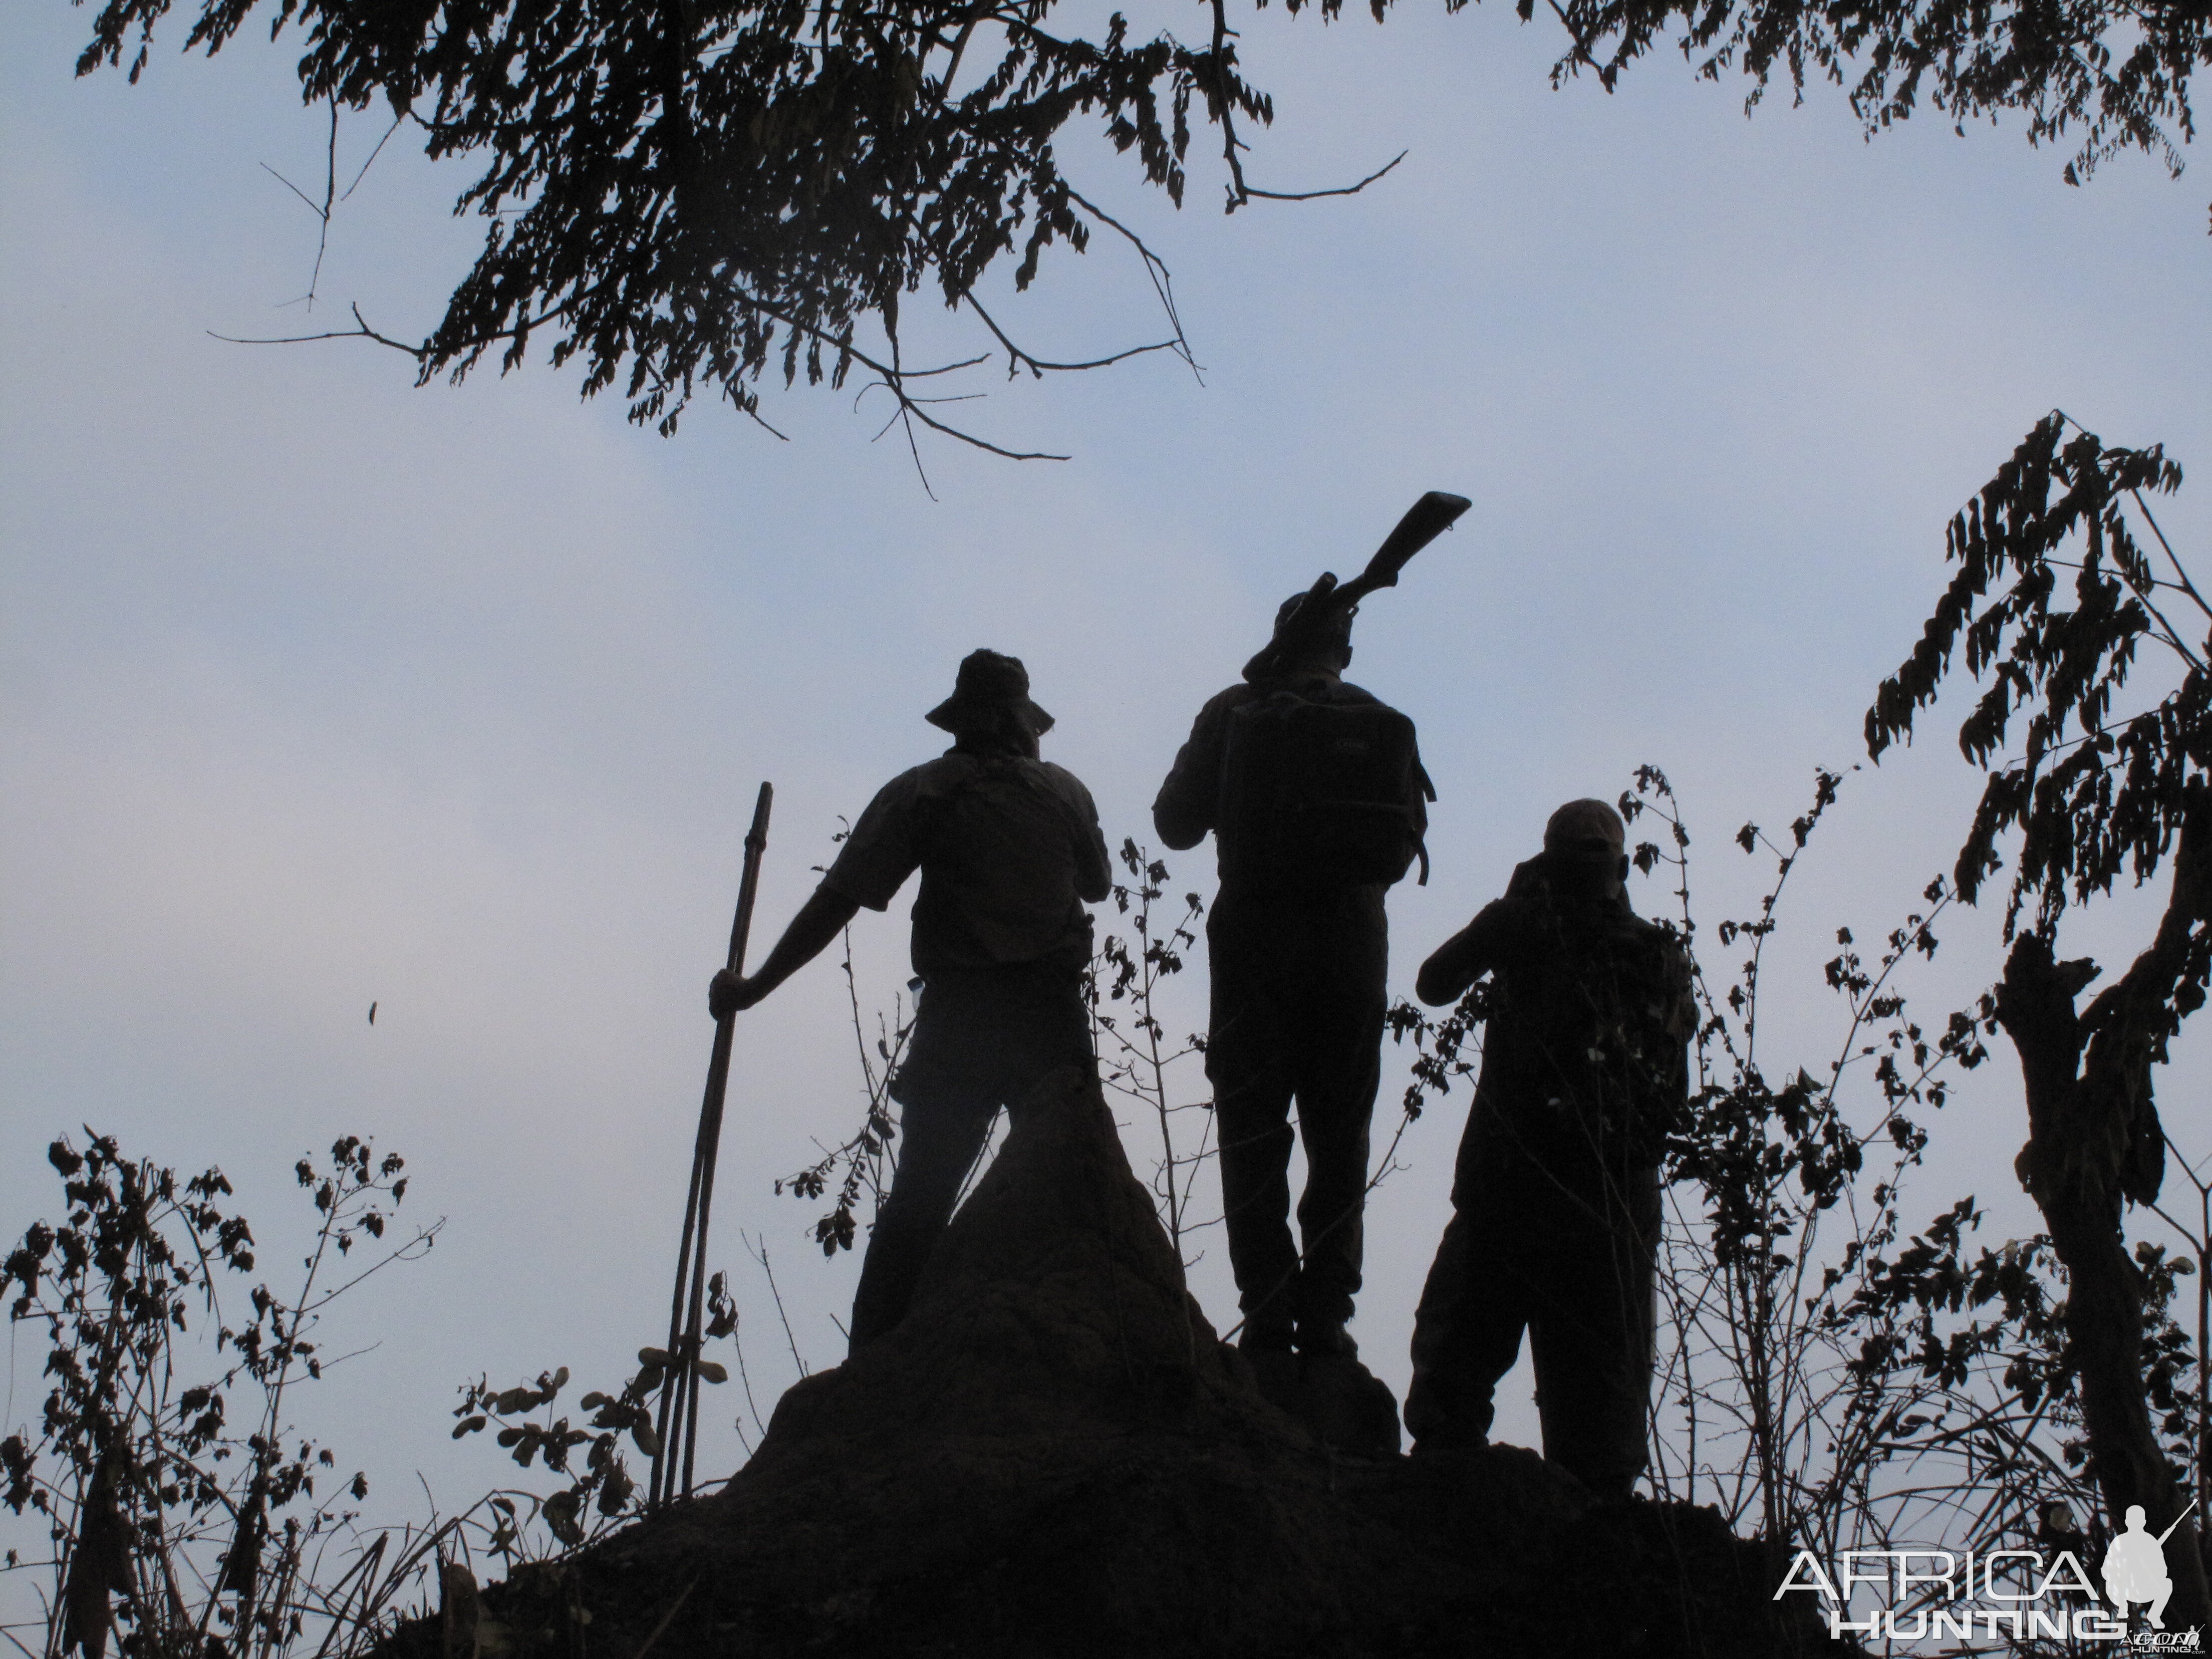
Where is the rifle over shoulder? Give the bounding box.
[1243,491,1471,684]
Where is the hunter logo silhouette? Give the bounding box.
[2106,1506,2185,1630]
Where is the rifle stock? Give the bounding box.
[1242,491,1471,683]
[1357,490,1472,598]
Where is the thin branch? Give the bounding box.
[851,349,991,381]
[1819,889,1955,1107]
[730,1322,766,1447]
[1064,186,1200,379]
[895,401,937,498]
[2114,562,2206,674]
[302,1339,385,1372]
[258,160,326,220]
[962,292,1184,377]
[2041,556,2194,595]
[736,399,791,441]
[2132,487,2212,629]
[855,374,1068,462]
[1202,0,1405,213]
[297,1220,446,1314]
[260,96,343,311]
[342,113,410,202]
[1205,0,1245,209]
[1988,701,2189,769]
[880,326,937,496]
[933,0,1000,93]
[221,182,1136,464]
[743,1233,808,1377]
[313,95,339,306]
[209,303,428,359]
[1231,148,1408,204]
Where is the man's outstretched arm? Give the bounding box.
[709,885,863,1015]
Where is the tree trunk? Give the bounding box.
[1999,923,2209,1630]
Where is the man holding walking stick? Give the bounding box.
[711,650,1112,1351]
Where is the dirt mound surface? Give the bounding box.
[403,1069,1841,1658]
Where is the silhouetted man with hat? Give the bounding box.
[712,649,1111,1349]
[1404,798,1692,1496]
[1153,596,1430,1363]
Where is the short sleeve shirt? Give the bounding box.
[821,750,1112,978]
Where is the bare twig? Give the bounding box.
[210,302,428,359]
[744,1233,809,1377]
[260,95,342,309]
[856,372,1069,463]
[342,112,410,202]
[736,398,791,441]
[299,1220,445,1314]
[259,160,326,219]
[962,293,1185,380]
[1063,187,1200,381]
[731,1320,766,1448]
[1232,149,1408,204]
[1203,0,1405,214]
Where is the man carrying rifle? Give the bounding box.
[711,650,1111,1351]
[1152,497,1460,1364]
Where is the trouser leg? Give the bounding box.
[1212,1039,1300,1335]
[1526,1166,1660,1496]
[1405,1164,1532,1448]
[1206,893,1300,1337]
[847,1084,998,1348]
[1208,887,1387,1342]
[849,971,1093,1351]
[1287,891,1387,1339]
[1287,976,1384,1336]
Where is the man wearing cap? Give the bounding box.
[711,649,1111,1350]
[1403,799,1693,1496]
[1152,598,1430,1365]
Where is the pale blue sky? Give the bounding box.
[4,0,2209,1538]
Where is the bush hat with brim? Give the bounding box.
[925,648,1056,735]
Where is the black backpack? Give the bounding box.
[1217,692,1429,890]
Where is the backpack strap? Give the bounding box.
[1414,760,1435,883]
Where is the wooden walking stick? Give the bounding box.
[649,780,772,1508]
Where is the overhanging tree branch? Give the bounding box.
[1554,0,2205,192]
[80,0,1411,455]
[88,0,2187,454]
